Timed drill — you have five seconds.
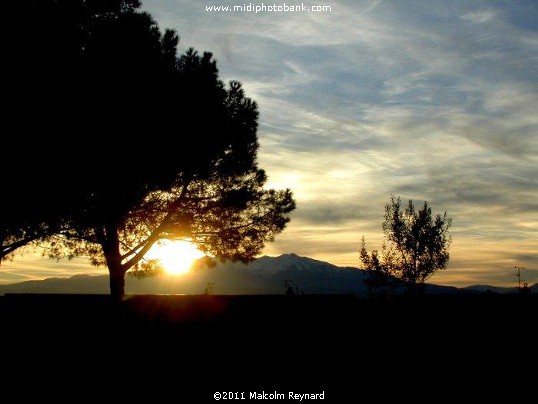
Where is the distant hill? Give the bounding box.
[463,283,538,294]
[0,253,528,296]
[0,274,110,294]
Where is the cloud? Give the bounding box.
[293,200,384,225]
[461,10,497,24]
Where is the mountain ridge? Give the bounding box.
[0,254,533,296]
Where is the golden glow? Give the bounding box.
[146,240,204,275]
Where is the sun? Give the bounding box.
[146,240,205,275]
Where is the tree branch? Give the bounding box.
[122,231,162,270]
[1,233,44,257]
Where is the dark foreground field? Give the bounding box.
[2,293,536,401]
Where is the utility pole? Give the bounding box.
[514,266,526,290]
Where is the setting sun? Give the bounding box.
[146,241,205,275]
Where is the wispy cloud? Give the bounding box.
[461,10,497,24]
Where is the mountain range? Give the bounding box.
[0,254,533,296]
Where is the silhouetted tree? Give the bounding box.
[360,195,451,294]
[3,0,295,297]
[359,237,394,297]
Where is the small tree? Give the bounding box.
[360,195,452,294]
[359,237,396,297]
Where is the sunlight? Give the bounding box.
[146,240,205,275]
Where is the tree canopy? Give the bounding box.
[360,195,452,294]
[2,0,295,296]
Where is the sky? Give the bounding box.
[2,0,537,287]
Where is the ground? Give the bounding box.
[2,294,536,401]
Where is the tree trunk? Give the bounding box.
[109,269,125,299]
[101,222,126,299]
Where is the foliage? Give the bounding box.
[360,195,452,294]
[359,237,397,297]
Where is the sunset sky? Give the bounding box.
[2,0,536,287]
